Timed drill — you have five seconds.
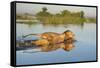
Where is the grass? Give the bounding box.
[37,16,86,24]
[16,15,96,25]
[87,18,96,23]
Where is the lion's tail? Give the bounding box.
[22,34,41,38]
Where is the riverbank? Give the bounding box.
[16,19,39,23]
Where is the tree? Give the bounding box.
[80,11,84,18]
[61,10,70,16]
[42,7,47,12]
[36,7,52,17]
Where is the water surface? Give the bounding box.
[16,22,96,65]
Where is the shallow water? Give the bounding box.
[16,22,96,65]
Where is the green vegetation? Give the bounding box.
[36,7,87,24]
[16,7,96,24]
[87,18,96,23]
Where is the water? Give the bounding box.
[16,22,96,65]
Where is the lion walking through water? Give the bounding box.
[23,30,75,46]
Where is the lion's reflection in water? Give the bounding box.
[37,41,75,52]
[23,40,75,53]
